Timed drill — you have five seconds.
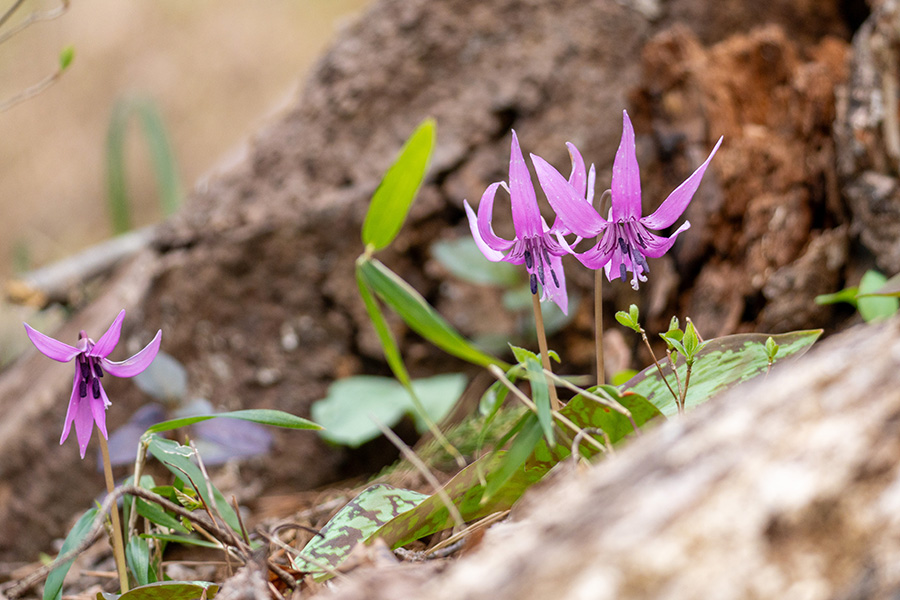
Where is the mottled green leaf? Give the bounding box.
[622,330,821,416]
[294,484,428,574]
[362,119,435,250]
[97,581,218,600]
[44,508,98,600]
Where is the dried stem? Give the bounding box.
[531,292,560,411]
[639,330,680,404]
[540,367,640,435]
[99,436,130,593]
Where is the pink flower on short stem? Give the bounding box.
[24,310,162,458]
[533,110,722,290]
[464,130,571,314]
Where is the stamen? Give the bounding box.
[538,261,545,285]
[530,273,538,295]
[618,237,628,255]
[79,359,89,379]
[551,268,560,288]
[524,250,533,270]
[619,263,627,282]
[92,378,101,399]
[93,361,104,378]
[79,379,87,398]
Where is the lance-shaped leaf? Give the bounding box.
[293,484,429,574]
[97,581,218,600]
[622,330,822,416]
[142,408,320,436]
[44,508,99,600]
[362,119,435,250]
[357,257,508,369]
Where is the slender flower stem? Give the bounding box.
[679,364,693,415]
[594,271,605,387]
[531,293,560,411]
[639,331,680,404]
[99,436,129,593]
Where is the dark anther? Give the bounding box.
[92,378,101,399]
[530,274,538,295]
[551,268,560,288]
[619,263,627,282]
[541,246,552,266]
[538,262,546,285]
[618,237,628,254]
[79,360,90,379]
[524,250,533,270]
[79,379,88,398]
[93,362,104,378]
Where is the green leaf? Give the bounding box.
[134,498,190,534]
[368,386,660,549]
[98,581,218,600]
[58,46,75,71]
[356,261,412,387]
[44,508,99,600]
[622,330,822,416]
[142,409,319,436]
[610,369,638,386]
[145,436,241,533]
[857,270,900,322]
[859,271,900,297]
[362,119,435,250]
[294,484,428,574]
[815,286,859,307]
[126,536,156,586]
[357,257,508,369]
[524,357,554,446]
[565,386,662,446]
[312,374,467,447]
[431,238,521,287]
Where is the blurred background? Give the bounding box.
[0,0,370,279]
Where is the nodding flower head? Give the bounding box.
[464,130,571,314]
[533,110,722,290]
[24,310,162,458]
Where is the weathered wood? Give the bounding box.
[320,317,900,600]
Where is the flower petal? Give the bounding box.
[641,136,722,230]
[532,153,607,238]
[565,142,587,199]
[508,130,543,239]
[60,370,81,445]
[102,330,161,377]
[542,251,568,315]
[91,384,109,440]
[73,391,95,459]
[90,309,125,358]
[640,221,691,258]
[574,238,617,271]
[465,191,510,262]
[24,323,80,362]
[610,110,642,222]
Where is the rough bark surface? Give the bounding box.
[320,318,900,600]
[0,0,869,561]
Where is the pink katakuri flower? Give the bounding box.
[533,110,722,290]
[24,310,162,458]
[464,130,572,314]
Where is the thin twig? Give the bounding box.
[488,365,607,455]
[0,0,69,45]
[0,0,26,30]
[539,367,640,434]
[640,330,680,403]
[571,428,611,469]
[371,417,465,531]
[426,510,510,555]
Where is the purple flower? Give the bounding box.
[533,110,722,289]
[464,130,571,314]
[24,310,162,458]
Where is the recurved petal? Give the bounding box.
[508,131,543,239]
[73,392,95,459]
[90,309,125,358]
[532,153,607,238]
[641,136,722,230]
[565,142,587,199]
[24,323,80,362]
[610,110,642,222]
[102,330,161,377]
[639,220,691,258]
[465,193,509,262]
[574,238,617,271]
[60,370,81,445]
